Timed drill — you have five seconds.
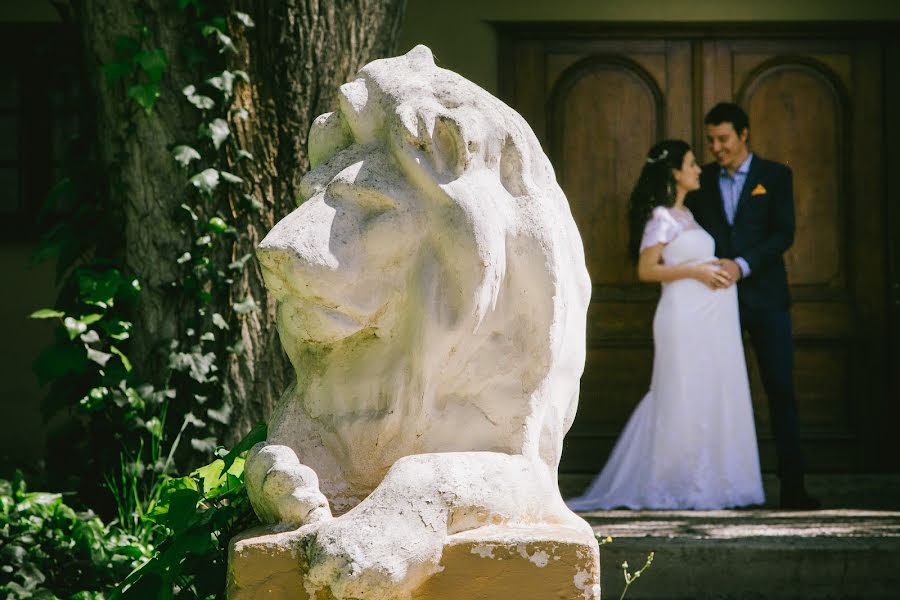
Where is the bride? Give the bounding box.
[567,140,765,511]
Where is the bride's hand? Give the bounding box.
[692,264,732,289]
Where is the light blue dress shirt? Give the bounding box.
[718,153,753,277]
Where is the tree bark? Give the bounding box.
[74,0,406,449]
[224,1,406,441]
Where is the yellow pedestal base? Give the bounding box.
[228,524,600,599]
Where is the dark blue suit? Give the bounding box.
[686,156,806,484]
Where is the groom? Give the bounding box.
[686,102,820,509]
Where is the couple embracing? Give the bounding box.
[568,103,820,511]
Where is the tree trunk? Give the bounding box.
[74,0,406,449]
[224,1,406,440]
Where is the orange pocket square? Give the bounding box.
[751,183,767,196]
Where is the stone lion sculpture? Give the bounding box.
[236,44,596,600]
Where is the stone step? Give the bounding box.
[560,475,900,599]
[583,508,900,599]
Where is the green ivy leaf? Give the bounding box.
[172,145,201,167]
[81,314,104,326]
[206,71,235,97]
[104,319,132,341]
[233,12,255,28]
[243,194,264,211]
[80,329,100,344]
[30,308,65,319]
[206,403,231,425]
[80,387,108,412]
[180,203,199,221]
[236,149,253,161]
[79,269,126,307]
[207,216,227,233]
[203,118,230,149]
[86,347,113,367]
[213,30,236,54]
[232,297,258,315]
[189,169,219,194]
[169,351,217,383]
[136,48,168,82]
[102,61,134,86]
[183,84,215,110]
[228,254,252,271]
[190,437,218,454]
[201,20,236,53]
[219,170,242,184]
[127,83,161,114]
[114,35,140,60]
[110,345,132,372]
[211,313,229,330]
[64,316,88,340]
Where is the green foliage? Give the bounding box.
[21,4,266,599]
[112,423,266,598]
[103,28,168,114]
[0,473,151,598]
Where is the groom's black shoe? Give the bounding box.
[779,480,821,510]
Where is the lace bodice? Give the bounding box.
[640,206,715,266]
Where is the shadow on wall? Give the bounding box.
[0,243,56,466]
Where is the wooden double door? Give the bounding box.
[497,24,900,474]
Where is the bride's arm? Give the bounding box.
[638,243,731,289]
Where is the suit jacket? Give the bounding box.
[685,155,795,310]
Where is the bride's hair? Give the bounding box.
[627,139,692,261]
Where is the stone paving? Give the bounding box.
[562,474,900,599]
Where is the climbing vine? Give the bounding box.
[14,2,265,597]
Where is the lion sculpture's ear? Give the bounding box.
[308,111,353,169]
[499,134,528,198]
[430,114,468,179]
[393,107,470,185]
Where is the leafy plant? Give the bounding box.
[113,423,266,598]
[0,473,151,598]
[19,4,265,599]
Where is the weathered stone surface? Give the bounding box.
[230,43,597,599]
[229,525,600,600]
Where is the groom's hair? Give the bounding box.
[705,102,749,136]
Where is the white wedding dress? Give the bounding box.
[567,206,765,511]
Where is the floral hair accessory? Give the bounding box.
[646,149,668,164]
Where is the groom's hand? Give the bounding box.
[715,259,742,285]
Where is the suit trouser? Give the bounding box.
[739,307,806,483]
